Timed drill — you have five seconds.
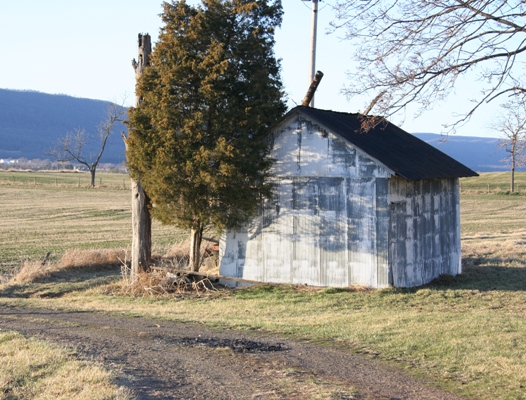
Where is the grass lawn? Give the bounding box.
[1,171,526,399]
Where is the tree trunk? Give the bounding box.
[129,33,153,276]
[131,180,151,275]
[89,168,96,187]
[189,223,204,272]
[511,167,515,193]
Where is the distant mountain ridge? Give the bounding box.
[412,133,511,173]
[0,89,127,164]
[0,89,513,172]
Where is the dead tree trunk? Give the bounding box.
[189,222,204,272]
[129,33,152,276]
[131,179,151,272]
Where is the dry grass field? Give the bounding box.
[0,171,187,273]
[1,171,526,399]
[461,171,526,193]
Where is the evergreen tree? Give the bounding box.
[126,0,286,271]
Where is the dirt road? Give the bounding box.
[0,305,462,399]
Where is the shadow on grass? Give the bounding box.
[2,255,525,300]
[0,266,121,299]
[439,266,526,292]
[417,253,526,292]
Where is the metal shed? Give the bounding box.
[219,106,478,288]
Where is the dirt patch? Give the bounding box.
[0,305,462,399]
[173,337,288,353]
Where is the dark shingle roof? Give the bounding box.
[287,106,478,180]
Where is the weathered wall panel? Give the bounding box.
[388,177,461,287]
[375,178,390,287]
[271,115,392,179]
[347,178,377,286]
[220,114,462,289]
[221,176,391,287]
[261,183,294,283]
[220,116,393,288]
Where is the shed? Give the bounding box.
[219,106,478,288]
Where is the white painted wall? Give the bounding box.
[220,112,462,288]
[220,113,393,288]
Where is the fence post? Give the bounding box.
[487,183,490,194]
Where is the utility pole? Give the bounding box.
[303,0,319,107]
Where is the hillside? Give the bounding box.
[0,89,126,164]
[0,89,514,171]
[413,133,510,173]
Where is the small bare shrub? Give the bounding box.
[59,248,127,269]
[9,260,54,284]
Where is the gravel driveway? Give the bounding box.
[0,305,462,399]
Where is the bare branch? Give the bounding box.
[363,90,387,115]
[47,127,89,167]
[47,100,127,186]
[332,0,526,129]
[92,101,127,168]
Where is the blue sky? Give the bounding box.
[1,0,498,137]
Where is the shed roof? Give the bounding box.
[285,106,478,180]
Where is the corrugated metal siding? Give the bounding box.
[388,177,461,287]
[290,107,478,180]
[220,117,394,287]
[347,178,376,286]
[220,176,391,287]
[375,179,390,287]
[219,114,463,289]
[271,115,393,179]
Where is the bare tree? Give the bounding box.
[49,102,125,186]
[492,97,526,192]
[331,1,526,130]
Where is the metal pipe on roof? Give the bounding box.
[302,71,324,107]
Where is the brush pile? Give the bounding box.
[120,262,219,297]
